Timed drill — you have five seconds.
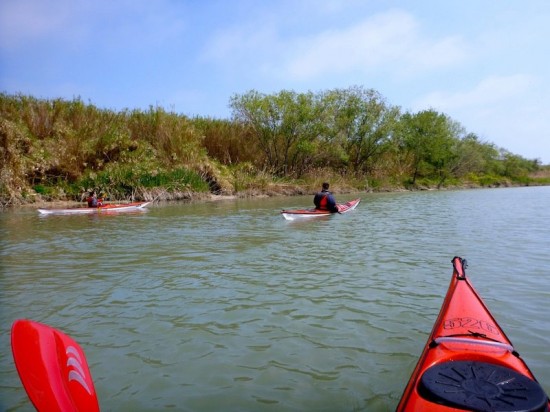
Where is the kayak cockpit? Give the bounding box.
[418,360,549,412]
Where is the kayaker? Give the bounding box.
[313,182,338,213]
[86,191,103,208]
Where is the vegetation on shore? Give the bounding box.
[1,89,549,208]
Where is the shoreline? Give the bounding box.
[13,181,550,211]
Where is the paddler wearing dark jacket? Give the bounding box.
[86,191,103,208]
[313,182,339,213]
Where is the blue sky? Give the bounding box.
[1,0,549,163]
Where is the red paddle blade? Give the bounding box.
[11,319,100,412]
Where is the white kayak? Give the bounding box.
[38,202,151,215]
[281,198,360,220]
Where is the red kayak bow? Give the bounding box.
[397,257,549,412]
[11,319,100,412]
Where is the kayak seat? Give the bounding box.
[417,360,548,412]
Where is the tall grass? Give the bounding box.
[0,94,217,205]
[127,107,205,165]
[192,117,260,165]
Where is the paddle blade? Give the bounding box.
[11,319,100,412]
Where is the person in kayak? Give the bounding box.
[86,191,103,208]
[314,182,339,213]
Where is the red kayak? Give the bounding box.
[281,198,360,220]
[397,257,549,412]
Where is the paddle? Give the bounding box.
[11,319,100,412]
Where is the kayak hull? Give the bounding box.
[281,198,360,220]
[38,201,151,215]
[397,257,549,411]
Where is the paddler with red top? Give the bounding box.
[313,182,339,213]
[86,190,103,208]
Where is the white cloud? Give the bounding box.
[282,9,467,80]
[200,9,468,83]
[412,74,536,112]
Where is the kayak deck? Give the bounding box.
[397,257,549,411]
[38,201,151,215]
[281,198,360,220]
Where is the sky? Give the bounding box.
[1,0,549,164]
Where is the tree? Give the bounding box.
[500,150,540,179]
[399,110,460,185]
[229,90,323,177]
[322,86,399,175]
[450,133,499,177]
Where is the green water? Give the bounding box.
[1,186,549,411]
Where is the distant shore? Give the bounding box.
[15,180,550,212]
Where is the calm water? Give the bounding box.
[1,186,549,411]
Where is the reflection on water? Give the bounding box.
[1,187,549,411]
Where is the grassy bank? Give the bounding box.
[1,93,548,208]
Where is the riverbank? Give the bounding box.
[3,94,548,211]
[14,177,550,212]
